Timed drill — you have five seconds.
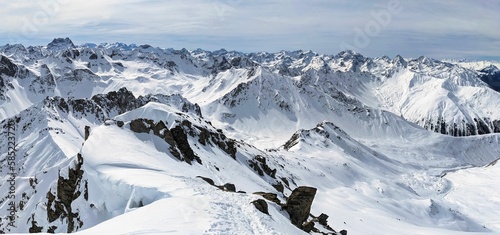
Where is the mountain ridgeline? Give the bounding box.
[1,38,499,137]
[0,38,500,234]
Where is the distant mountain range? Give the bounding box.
[0,38,499,234]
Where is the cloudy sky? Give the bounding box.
[0,0,498,60]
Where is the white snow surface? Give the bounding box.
[1,41,500,234]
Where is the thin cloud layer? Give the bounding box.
[0,0,498,60]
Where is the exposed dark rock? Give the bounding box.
[197,127,211,145]
[311,212,337,233]
[153,120,167,137]
[493,120,500,133]
[250,162,264,176]
[285,186,317,229]
[302,221,315,233]
[474,118,491,134]
[281,177,290,187]
[197,176,215,186]
[479,65,500,92]
[92,87,139,115]
[117,121,124,127]
[47,226,57,233]
[29,215,43,233]
[198,177,241,194]
[84,181,89,201]
[423,116,500,136]
[170,124,201,164]
[248,155,277,178]
[158,124,174,143]
[318,213,329,226]
[272,182,284,193]
[165,60,177,68]
[130,119,152,133]
[84,126,90,140]
[211,56,232,74]
[62,49,80,59]
[0,55,18,78]
[283,132,300,150]
[47,38,75,50]
[340,229,348,235]
[223,183,236,192]
[252,199,269,215]
[193,123,237,159]
[253,192,282,205]
[128,118,200,164]
[60,69,97,82]
[46,154,85,233]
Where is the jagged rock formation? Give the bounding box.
[31,154,88,233]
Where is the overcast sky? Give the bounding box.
[0,0,498,60]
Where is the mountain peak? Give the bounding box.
[47,37,75,50]
[392,55,407,67]
[480,64,499,74]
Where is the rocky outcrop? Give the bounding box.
[253,192,283,205]
[130,119,153,133]
[0,55,19,100]
[253,187,344,234]
[84,126,90,140]
[127,118,240,165]
[248,155,277,178]
[192,122,237,159]
[251,199,269,215]
[0,55,18,78]
[285,186,317,229]
[318,213,329,226]
[92,88,141,116]
[170,123,201,164]
[128,118,186,162]
[197,176,240,193]
[221,183,236,192]
[43,154,87,233]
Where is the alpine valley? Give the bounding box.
[0,38,499,234]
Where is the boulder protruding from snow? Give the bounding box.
[251,199,269,215]
[285,186,317,229]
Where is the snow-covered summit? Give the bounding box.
[47,37,76,51]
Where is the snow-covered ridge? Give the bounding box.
[1,38,499,138]
[1,38,500,234]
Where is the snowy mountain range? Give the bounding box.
[0,38,499,234]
